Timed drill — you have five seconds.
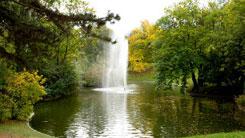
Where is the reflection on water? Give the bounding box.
[30,82,245,138]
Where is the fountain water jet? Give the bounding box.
[102,30,128,89]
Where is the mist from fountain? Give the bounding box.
[102,30,128,89]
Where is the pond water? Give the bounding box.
[30,82,245,138]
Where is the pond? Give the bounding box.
[30,82,245,138]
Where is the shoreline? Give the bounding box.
[0,120,53,138]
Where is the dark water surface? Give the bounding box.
[30,82,245,138]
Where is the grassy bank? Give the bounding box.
[128,71,155,82]
[0,121,52,138]
[185,131,245,138]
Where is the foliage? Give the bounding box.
[128,20,158,72]
[0,95,14,121]
[236,95,245,107]
[0,60,11,90]
[43,63,78,96]
[0,69,46,121]
[0,0,117,121]
[0,0,118,97]
[127,0,244,93]
[77,27,111,87]
[6,70,46,103]
[154,0,206,89]
[6,71,46,121]
[153,0,244,92]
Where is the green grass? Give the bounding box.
[128,71,155,82]
[0,120,53,138]
[185,131,245,138]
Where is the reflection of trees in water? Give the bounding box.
[31,85,245,138]
[31,91,108,137]
[127,93,154,136]
[66,92,107,137]
[127,82,159,136]
[30,94,82,137]
[127,83,245,138]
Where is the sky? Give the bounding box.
[87,0,181,35]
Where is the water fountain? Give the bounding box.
[102,32,128,88]
[93,26,129,93]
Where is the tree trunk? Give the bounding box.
[192,71,198,90]
[198,65,204,88]
[181,74,187,94]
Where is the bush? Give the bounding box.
[0,70,46,121]
[0,60,12,91]
[0,94,14,121]
[42,63,78,96]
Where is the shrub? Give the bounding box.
[42,63,78,96]
[0,60,12,91]
[0,94,14,121]
[2,70,46,121]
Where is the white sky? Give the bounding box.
[87,0,181,35]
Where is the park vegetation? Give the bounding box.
[0,0,118,121]
[128,0,244,94]
[0,0,244,123]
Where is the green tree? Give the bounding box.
[155,0,203,89]
[154,0,244,93]
[0,0,120,97]
[0,0,120,120]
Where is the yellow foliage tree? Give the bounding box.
[128,20,159,72]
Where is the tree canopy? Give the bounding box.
[129,0,244,94]
[128,20,158,72]
[0,0,119,121]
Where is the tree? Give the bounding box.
[0,0,120,69]
[155,0,203,89]
[128,20,158,72]
[154,0,244,93]
[0,0,121,121]
[0,0,120,96]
